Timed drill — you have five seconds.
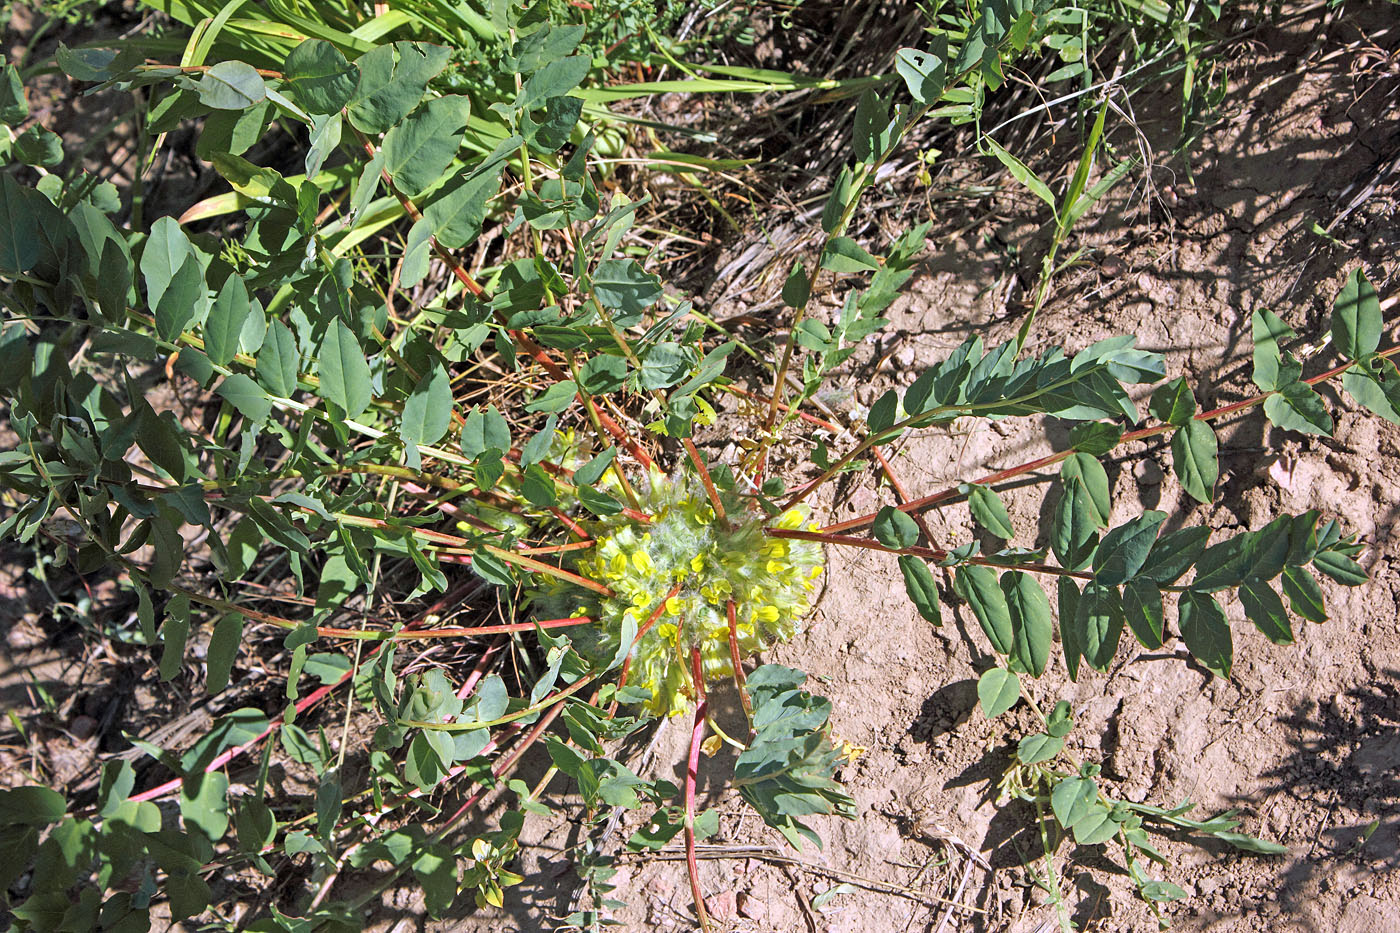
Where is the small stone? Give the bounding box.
[1199,877,1219,895]
[708,889,737,922]
[737,890,766,920]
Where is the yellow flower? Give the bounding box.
[632,550,654,573]
[775,509,806,530]
[665,596,682,615]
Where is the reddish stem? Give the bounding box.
[456,635,508,701]
[129,577,481,803]
[607,583,683,716]
[430,699,566,840]
[725,599,754,728]
[684,647,712,933]
[682,438,728,528]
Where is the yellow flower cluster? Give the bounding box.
[570,472,824,716]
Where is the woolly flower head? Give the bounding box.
[569,472,824,717]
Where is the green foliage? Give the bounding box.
[0,2,1389,930]
[733,666,857,850]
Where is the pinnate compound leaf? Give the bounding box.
[1332,267,1382,361]
[284,39,359,115]
[898,555,942,625]
[966,484,1015,539]
[317,318,372,419]
[1178,591,1232,677]
[873,505,919,549]
[977,667,1020,718]
[956,565,1013,655]
[1171,420,1219,503]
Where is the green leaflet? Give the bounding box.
[1171,420,1219,503]
[317,318,373,419]
[347,42,451,135]
[1331,267,1381,361]
[400,363,454,448]
[383,95,471,196]
[1001,571,1051,676]
[1178,591,1232,677]
[284,39,359,115]
[977,667,1020,718]
[956,565,1013,655]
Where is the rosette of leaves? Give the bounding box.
[564,471,824,716]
